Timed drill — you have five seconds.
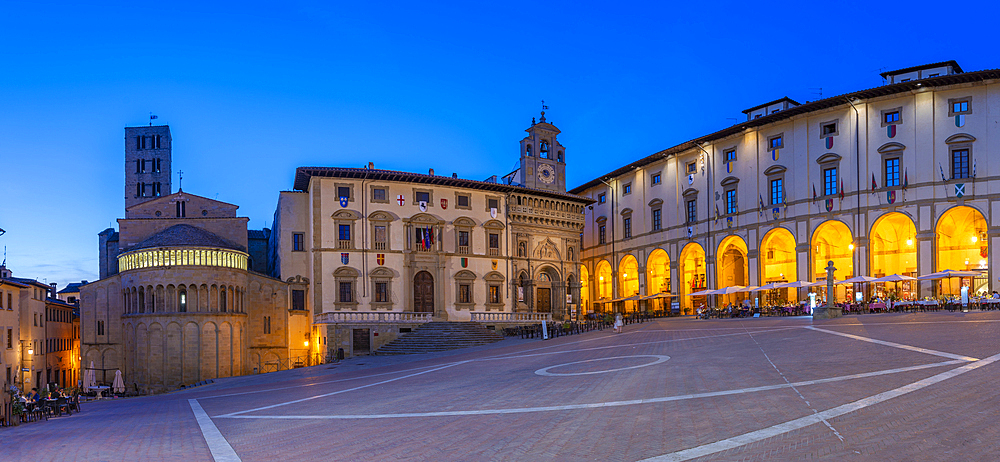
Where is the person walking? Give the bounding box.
[614,313,624,333]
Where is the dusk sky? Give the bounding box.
[2,0,997,286]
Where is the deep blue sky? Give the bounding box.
[1,0,997,285]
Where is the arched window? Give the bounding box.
[220,289,227,312]
[526,145,533,157]
[540,141,549,159]
[178,289,187,312]
[557,151,563,162]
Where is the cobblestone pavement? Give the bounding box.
[9,312,1000,461]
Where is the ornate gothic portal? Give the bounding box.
[413,271,434,313]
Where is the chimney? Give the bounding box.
[368,162,374,169]
[82,280,88,284]
[429,168,435,176]
[49,282,57,299]
[452,173,458,178]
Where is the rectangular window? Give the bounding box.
[687,162,697,173]
[339,282,353,303]
[488,198,499,210]
[953,101,969,114]
[458,230,469,247]
[135,159,141,173]
[459,284,471,304]
[884,111,900,124]
[599,225,606,244]
[97,320,105,336]
[488,285,500,304]
[372,188,386,202]
[457,195,470,208]
[488,233,499,249]
[724,149,736,162]
[373,226,387,249]
[293,233,305,251]
[821,122,837,136]
[768,135,783,150]
[623,217,631,239]
[623,184,631,195]
[337,186,351,199]
[416,191,430,203]
[374,282,388,303]
[770,178,783,205]
[154,158,161,172]
[726,189,737,214]
[651,173,661,185]
[885,158,900,187]
[824,168,838,196]
[6,329,10,348]
[686,200,697,224]
[263,316,271,334]
[339,224,351,241]
[291,290,305,310]
[34,313,37,326]
[140,159,147,173]
[652,209,661,231]
[952,149,970,179]
[598,193,606,204]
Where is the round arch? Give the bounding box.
[579,265,591,316]
[870,212,918,299]
[717,235,749,306]
[679,242,706,315]
[646,248,670,314]
[811,220,854,302]
[618,254,639,313]
[760,227,797,306]
[595,260,613,311]
[936,205,988,295]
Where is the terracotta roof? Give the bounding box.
[569,67,1000,195]
[129,224,246,252]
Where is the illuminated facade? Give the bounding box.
[572,61,1000,314]
[81,125,311,393]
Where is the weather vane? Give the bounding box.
[178,170,184,191]
[541,100,548,111]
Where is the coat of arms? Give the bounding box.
[825,198,834,212]
[376,253,385,266]
[341,253,349,264]
[440,198,448,210]
[339,196,348,208]
[419,200,427,212]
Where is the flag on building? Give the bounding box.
[871,173,878,195]
[839,179,844,201]
[758,194,764,217]
[812,184,817,202]
[903,170,908,190]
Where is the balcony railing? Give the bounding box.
[488,247,500,257]
[338,240,353,249]
[373,241,387,251]
[457,245,470,254]
[314,311,434,324]
[470,312,552,323]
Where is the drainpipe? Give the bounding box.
[600,178,616,314]
[846,97,861,284]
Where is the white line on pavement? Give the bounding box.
[216,360,468,417]
[807,326,979,361]
[214,359,962,420]
[639,351,1000,462]
[189,399,242,462]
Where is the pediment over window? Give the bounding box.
[454,270,476,280]
[483,219,505,230]
[682,188,699,198]
[404,213,443,225]
[484,271,505,282]
[877,142,906,154]
[816,153,842,164]
[720,176,740,187]
[369,267,397,278]
[285,275,310,284]
[648,198,663,207]
[763,165,787,176]
[620,208,633,216]
[331,210,361,220]
[596,215,608,224]
[945,133,976,144]
[333,267,359,277]
[369,210,398,222]
[453,216,476,228]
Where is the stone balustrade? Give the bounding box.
[470,312,552,323]
[314,311,433,324]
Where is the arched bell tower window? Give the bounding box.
[540,141,549,159]
[526,145,533,157]
[557,151,563,162]
[178,289,187,312]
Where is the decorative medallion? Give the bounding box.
[440,198,448,210]
[396,194,405,206]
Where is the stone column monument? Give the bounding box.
[813,260,842,319]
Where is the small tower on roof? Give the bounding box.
[517,110,567,193]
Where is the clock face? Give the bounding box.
[538,163,556,184]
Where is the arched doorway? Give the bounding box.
[936,206,989,295]
[760,228,797,306]
[535,268,559,313]
[647,249,670,314]
[413,271,434,313]
[717,235,749,307]
[679,243,706,314]
[579,265,591,316]
[871,213,918,299]
[812,220,854,302]
[596,260,612,313]
[618,255,639,313]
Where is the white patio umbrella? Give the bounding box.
[751,282,781,292]
[918,269,984,280]
[775,281,815,289]
[714,285,751,295]
[688,288,715,297]
[874,274,918,299]
[112,370,125,394]
[841,275,879,284]
[83,361,96,389]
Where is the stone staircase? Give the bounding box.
[374,322,504,355]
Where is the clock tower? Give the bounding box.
[518,111,566,193]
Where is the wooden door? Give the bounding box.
[537,288,551,312]
[352,328,370,354]
[413,271,434,313]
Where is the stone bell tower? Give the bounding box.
[125,125,172,210]
[518,111,566,193]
